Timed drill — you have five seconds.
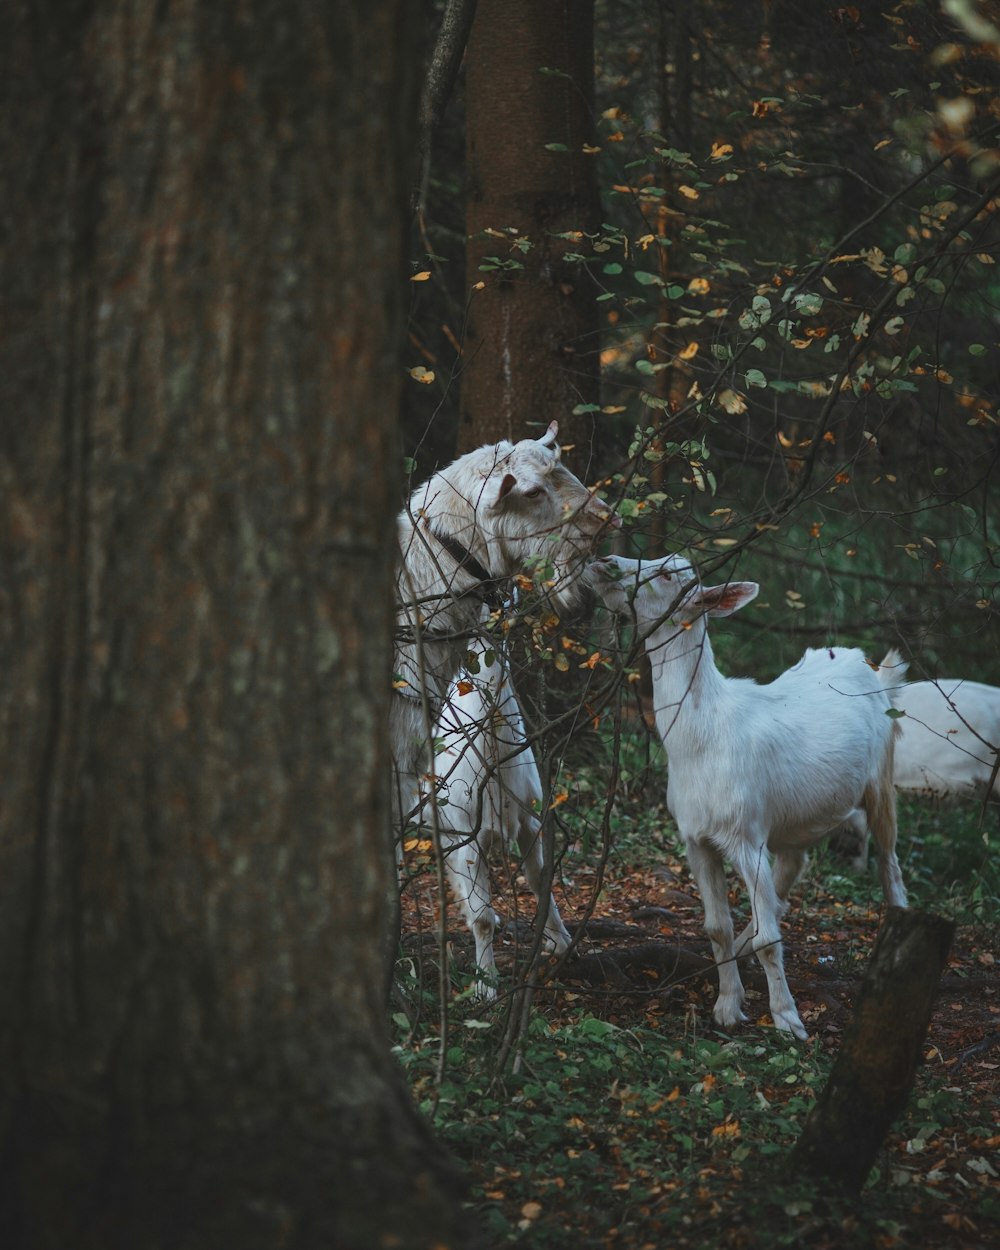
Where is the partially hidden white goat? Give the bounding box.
[392,424,614,974]
[430,637,573,997]
[839,678,1000,868]
[587,553,908,1040]
[892,678,1000,801]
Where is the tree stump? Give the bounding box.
[790,907,955,1193]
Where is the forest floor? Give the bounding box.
[395,766,1000,1250]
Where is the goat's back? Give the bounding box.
[665,647,897,847]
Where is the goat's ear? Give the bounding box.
[493,473,517,506]
[699,581,759,617]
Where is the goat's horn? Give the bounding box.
[537,421,559,448]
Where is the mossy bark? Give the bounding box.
[0,3,470,1246]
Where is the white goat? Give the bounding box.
[392,422,615,883]
[430,639,572,997]
[587,553,908,1041]
[838,677,1000,867]
[892,678,1000,800]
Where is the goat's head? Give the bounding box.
[476,422,620,605]
[586,553,758,625]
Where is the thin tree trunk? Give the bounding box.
[0,3,469,1247]
[790,907,955,1194]
[460,0,600,474]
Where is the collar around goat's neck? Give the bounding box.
[423,518,508,611]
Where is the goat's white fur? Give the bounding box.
[840,677,1000,867]
[587,553,908,1041]
[430,639,572,998]
[391,424,612,987]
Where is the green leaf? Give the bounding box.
[666,284,685,299]
[634,270,663,286]
[602,262,623,275]
[544,142,569,152]
[886,707,906,719]
[745,368,767,388]
[969,344,986,356]
[792,292,824,315]
[635,359,655,375]
[738,294,772,330]
[572,402,602,414]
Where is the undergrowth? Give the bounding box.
[395,731,999,1247]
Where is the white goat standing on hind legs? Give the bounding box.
[587,553,908,1041]
[430,636,573,999]
[392,423,616,985]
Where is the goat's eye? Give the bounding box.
[523,486,544,499]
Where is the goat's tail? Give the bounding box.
[877,647,909,686]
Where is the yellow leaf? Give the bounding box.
[874,138,892,150]
[410,270,431,282]
[582,143,602,154]
[791,338,812,349]
[710,142,734,159]
[409,366,435,384]
[678,340,699,360]
[712,1120,741,1138]
[553,653,570,672]
[637,232,655,249]
[717,388,747,415]
[521,1202,542,1221]
[688,276,711,295]
[549,788,569,809]
[678,184,700,199]
[936,368,954,384]
[455,680,474,696]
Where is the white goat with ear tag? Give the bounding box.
[391,426,617,974]
[587,553,907,1041]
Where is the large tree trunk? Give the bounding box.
[460,0,600,473]
[0,4,469,1247]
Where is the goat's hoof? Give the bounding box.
[713,1002,748,1030]
[773,1010,808,1041]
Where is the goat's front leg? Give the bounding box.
[684,836,746,1029]
[519,814,572,955]
[442,829,498,1000]
[730,837,807,1040]
[734,847,806,962]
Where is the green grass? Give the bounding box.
[394,1007,997,1248]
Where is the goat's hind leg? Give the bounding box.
[442,828,499,1000]
[864,771,908,909]
[684,836,747,1029]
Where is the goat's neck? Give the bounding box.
[644,615,727,743]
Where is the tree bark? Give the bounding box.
[790,907,955,1194]
[460,0,601,474]
[0,3,469,1247]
